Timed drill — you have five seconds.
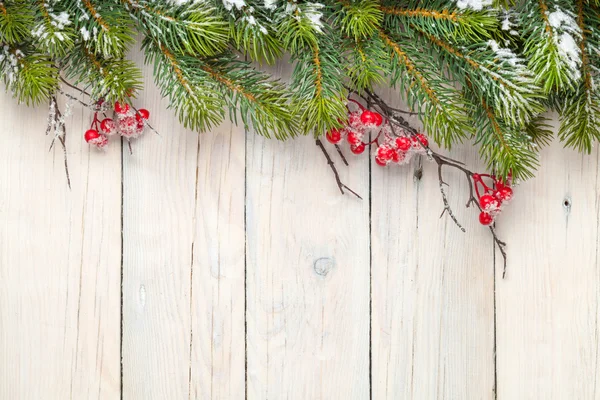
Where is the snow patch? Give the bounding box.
[456,0,492,11]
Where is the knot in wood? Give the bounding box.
[313,257,335,277]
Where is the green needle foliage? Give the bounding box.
[0,0,599,180]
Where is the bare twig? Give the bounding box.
[316,139,362,199]
[48,96,71,189]
[60,76,92,97]
[334,144,349,166]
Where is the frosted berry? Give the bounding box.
[375,157,387,167]
[347,130,362,145]
[118,115,139,139]
[351,142,365,154]
[376,145,395,161]
[100,118,116,135]
[84,129,100,143]
[479,211,494,226]
[395,136,411,152]
[479,194,499,211]
[136,109,150,121]
[496,187,513,202]
[348,112,362,128]
[114,101,130,114]
[412,133,429,148]
[392,150,406,164]
[326,129,342,144]
[360,110,383,127]
[95,134,109,149]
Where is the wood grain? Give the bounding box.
[245,62,371,398]
[121,48,197,399]
[370,88,496,399]
[122,46,246,399]
[188,120,246,399]
[0,95,121,399]
[5,61,600,400]
[496,118,600,399]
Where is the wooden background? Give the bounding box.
[1,57,599,400]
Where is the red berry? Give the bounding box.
[350,142,365,154]
[360,110,383,127]
[496,187,514,202]
[376,145,394,161]
[479,211,494,226]
[95,134,109,149]
[100,118,116,134]
[347,130,362,145]
[326,129,342,144]
[375,157,387,166]
[412,133,429,148]
[348,112,362,128]
[479,194,499,211]
[395,136,411,152]
[136,108,150,120]
[84,129,100,142]
[114,101,130,114]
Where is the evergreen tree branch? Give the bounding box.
[378,28,470,147]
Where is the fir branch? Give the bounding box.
[0,1,34,44]
[557,0,600,152]
[64,44,142,102]
[124,0,229,57]
[520,0,582,93]
[200,58,298,139]
[228,4,283,64]
[144,40,224,131]
[343,37,388,92]
[291,38,348,136]
[32,0,76,57]
[465,81,539,180]
[419,30,544,127]
[381,2,498,41]
[334,0,382,41]
[379,28,470,147]
[73,0,135,58]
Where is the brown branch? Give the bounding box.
[334,144,349,166]
[316,139,362,199]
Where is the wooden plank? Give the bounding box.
[122,48,246,399]
[121,52,197,398]
[188,121,246,399]
[370,88,496,399]
[245,65,371,398]
[495,119,600,399]
[0,95,122,398]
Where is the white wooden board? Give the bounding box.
[2,61,600,400]
[0,94,122,399]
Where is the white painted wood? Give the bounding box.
[0,95,122,399]
[245,64,370,399]
[122,47,246,399]
[370,88,496,399]
[188,120,246,399]
[496,119,600,399]
[121,49,197,399]
[5,59,600,400]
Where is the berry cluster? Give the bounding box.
[325,99,429,166]
[84,101,150,150]
[474,174,514,226]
